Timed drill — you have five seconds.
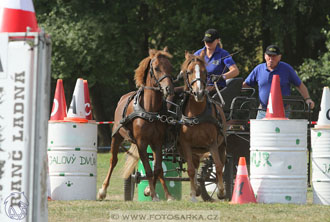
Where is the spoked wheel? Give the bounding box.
[198,155,234,201]
[124,170,136,201]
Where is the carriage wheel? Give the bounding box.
[124,170,136,201]
[198,155,233,201]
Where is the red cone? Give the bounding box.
[230,157,256,204]
[0,0,39,33]
[84,80,93,120]
[265,75,287,119]
[50,79,67,121]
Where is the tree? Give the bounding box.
[260,0,330,66]
[35,0,263,145]
[298,26,330,120]
[34,0,330,144]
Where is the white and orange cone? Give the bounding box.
[230,157,256,204]
[84,80,93,120]
[0,0,39,33]
[265,75,287,120]
[50,79,67,121]
[315,86,330,128]
[64,78,88,123]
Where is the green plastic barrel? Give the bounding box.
[138,146,182,201]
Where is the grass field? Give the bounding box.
[48,152,330,222]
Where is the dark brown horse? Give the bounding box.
[98,48,174,201]
[178,52,227,202]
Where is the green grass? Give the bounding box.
[48,153,330,222]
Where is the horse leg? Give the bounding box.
[181,143,198,202]
[192,154,201,196]
[137,142,159,201]
[158,169,175,201]
[152,150,174,201]
[209,142,226,199]
[98,134,123,200]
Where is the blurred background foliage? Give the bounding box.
[34,0,330,145]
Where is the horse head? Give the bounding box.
[134,47,174,99]
[181,52,207,102]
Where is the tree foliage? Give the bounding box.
[298,26,330,118]
[33,0,330,143]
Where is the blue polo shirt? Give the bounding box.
[244,61,302,109]
[194,46,236,87]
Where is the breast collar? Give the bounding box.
[180,94,223,130]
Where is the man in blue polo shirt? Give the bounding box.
[194,28,239,89]
[243,45,315,119]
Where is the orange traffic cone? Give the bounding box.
[50,79,67,121]
[315,86,330,128]
[265,75,287,119]
[83,80,93,120]
[64,78,88,123]
[0,0,39,33]
[230,157,256,204]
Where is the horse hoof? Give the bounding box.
[152,195,160,202]
[191,196,198,202]
[144,186,151,196]
[167,195,175,201]
[98,188,106,200]
[217,189,226,200]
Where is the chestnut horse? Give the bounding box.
[98,48,174,201]
[178,52,227,202]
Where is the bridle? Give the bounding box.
[184,57,206,95]
[143,58,173,92]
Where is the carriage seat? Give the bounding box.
[212,77,243,112]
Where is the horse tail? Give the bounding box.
[122,143,140,179]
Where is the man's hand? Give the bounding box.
[305,98,315,109]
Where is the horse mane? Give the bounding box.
[134,49,173,87]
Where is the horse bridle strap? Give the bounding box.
[149,58,173,91]
[184,58,206,95]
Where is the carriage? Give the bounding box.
[122,77,312,202]
[98,49,312,202]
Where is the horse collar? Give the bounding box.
[181,96,222,129]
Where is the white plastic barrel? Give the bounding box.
[250,119,308,204]
[311,128,330,205]
[48,121,97,200]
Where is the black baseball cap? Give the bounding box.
[202,29,220,43]
[265,45,281,55]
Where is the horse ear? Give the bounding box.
[163,46,169,53]
[185,50,190,59]
[200,55,206,63]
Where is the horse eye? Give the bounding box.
[154,67,161,72]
